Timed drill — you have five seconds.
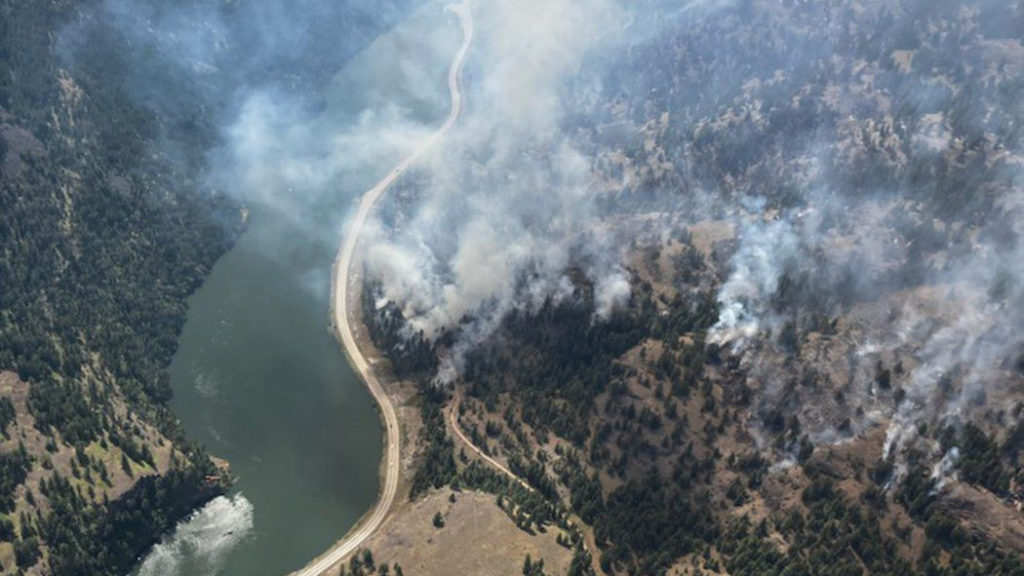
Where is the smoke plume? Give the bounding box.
[360,0,633,380]
[63,0,1024,480]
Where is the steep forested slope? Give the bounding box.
[0,1,237,573]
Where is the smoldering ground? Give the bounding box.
[682,1,1024,480]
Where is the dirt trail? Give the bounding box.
[447,397,605,575]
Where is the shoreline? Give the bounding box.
[291,3,474,574]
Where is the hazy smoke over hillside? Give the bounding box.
[712,166,1021,475]
[883,181,1024,475]
[64,0,639,381]
[67,0,1023,478]
[362,0,634,380]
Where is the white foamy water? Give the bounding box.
[134,494,254,576]
[193,368,221,399]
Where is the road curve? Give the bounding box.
[292,3,473,575]
[448,400,606,575]
[448,402,534,492]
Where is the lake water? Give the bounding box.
[133,3,458,575]
[145,205,382,576]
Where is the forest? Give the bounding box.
[0,0,238,572]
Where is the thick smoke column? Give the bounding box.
[709,202,801,347]
[361,0,632,381]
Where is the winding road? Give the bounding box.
[292,3,473,575]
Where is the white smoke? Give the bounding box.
[883,183,1024,471]
[707,176,1023,477]
[361,0,632,380]
[66,0,1023,495]
[882,295,1001,460]
[217,1,459,235]
[135,494,254,576]
[709,203,801,347]
[931,447,961,491]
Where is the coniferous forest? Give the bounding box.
[1,1,237,573]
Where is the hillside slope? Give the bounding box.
[0,1,238,573]
[361,1,1024,574]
